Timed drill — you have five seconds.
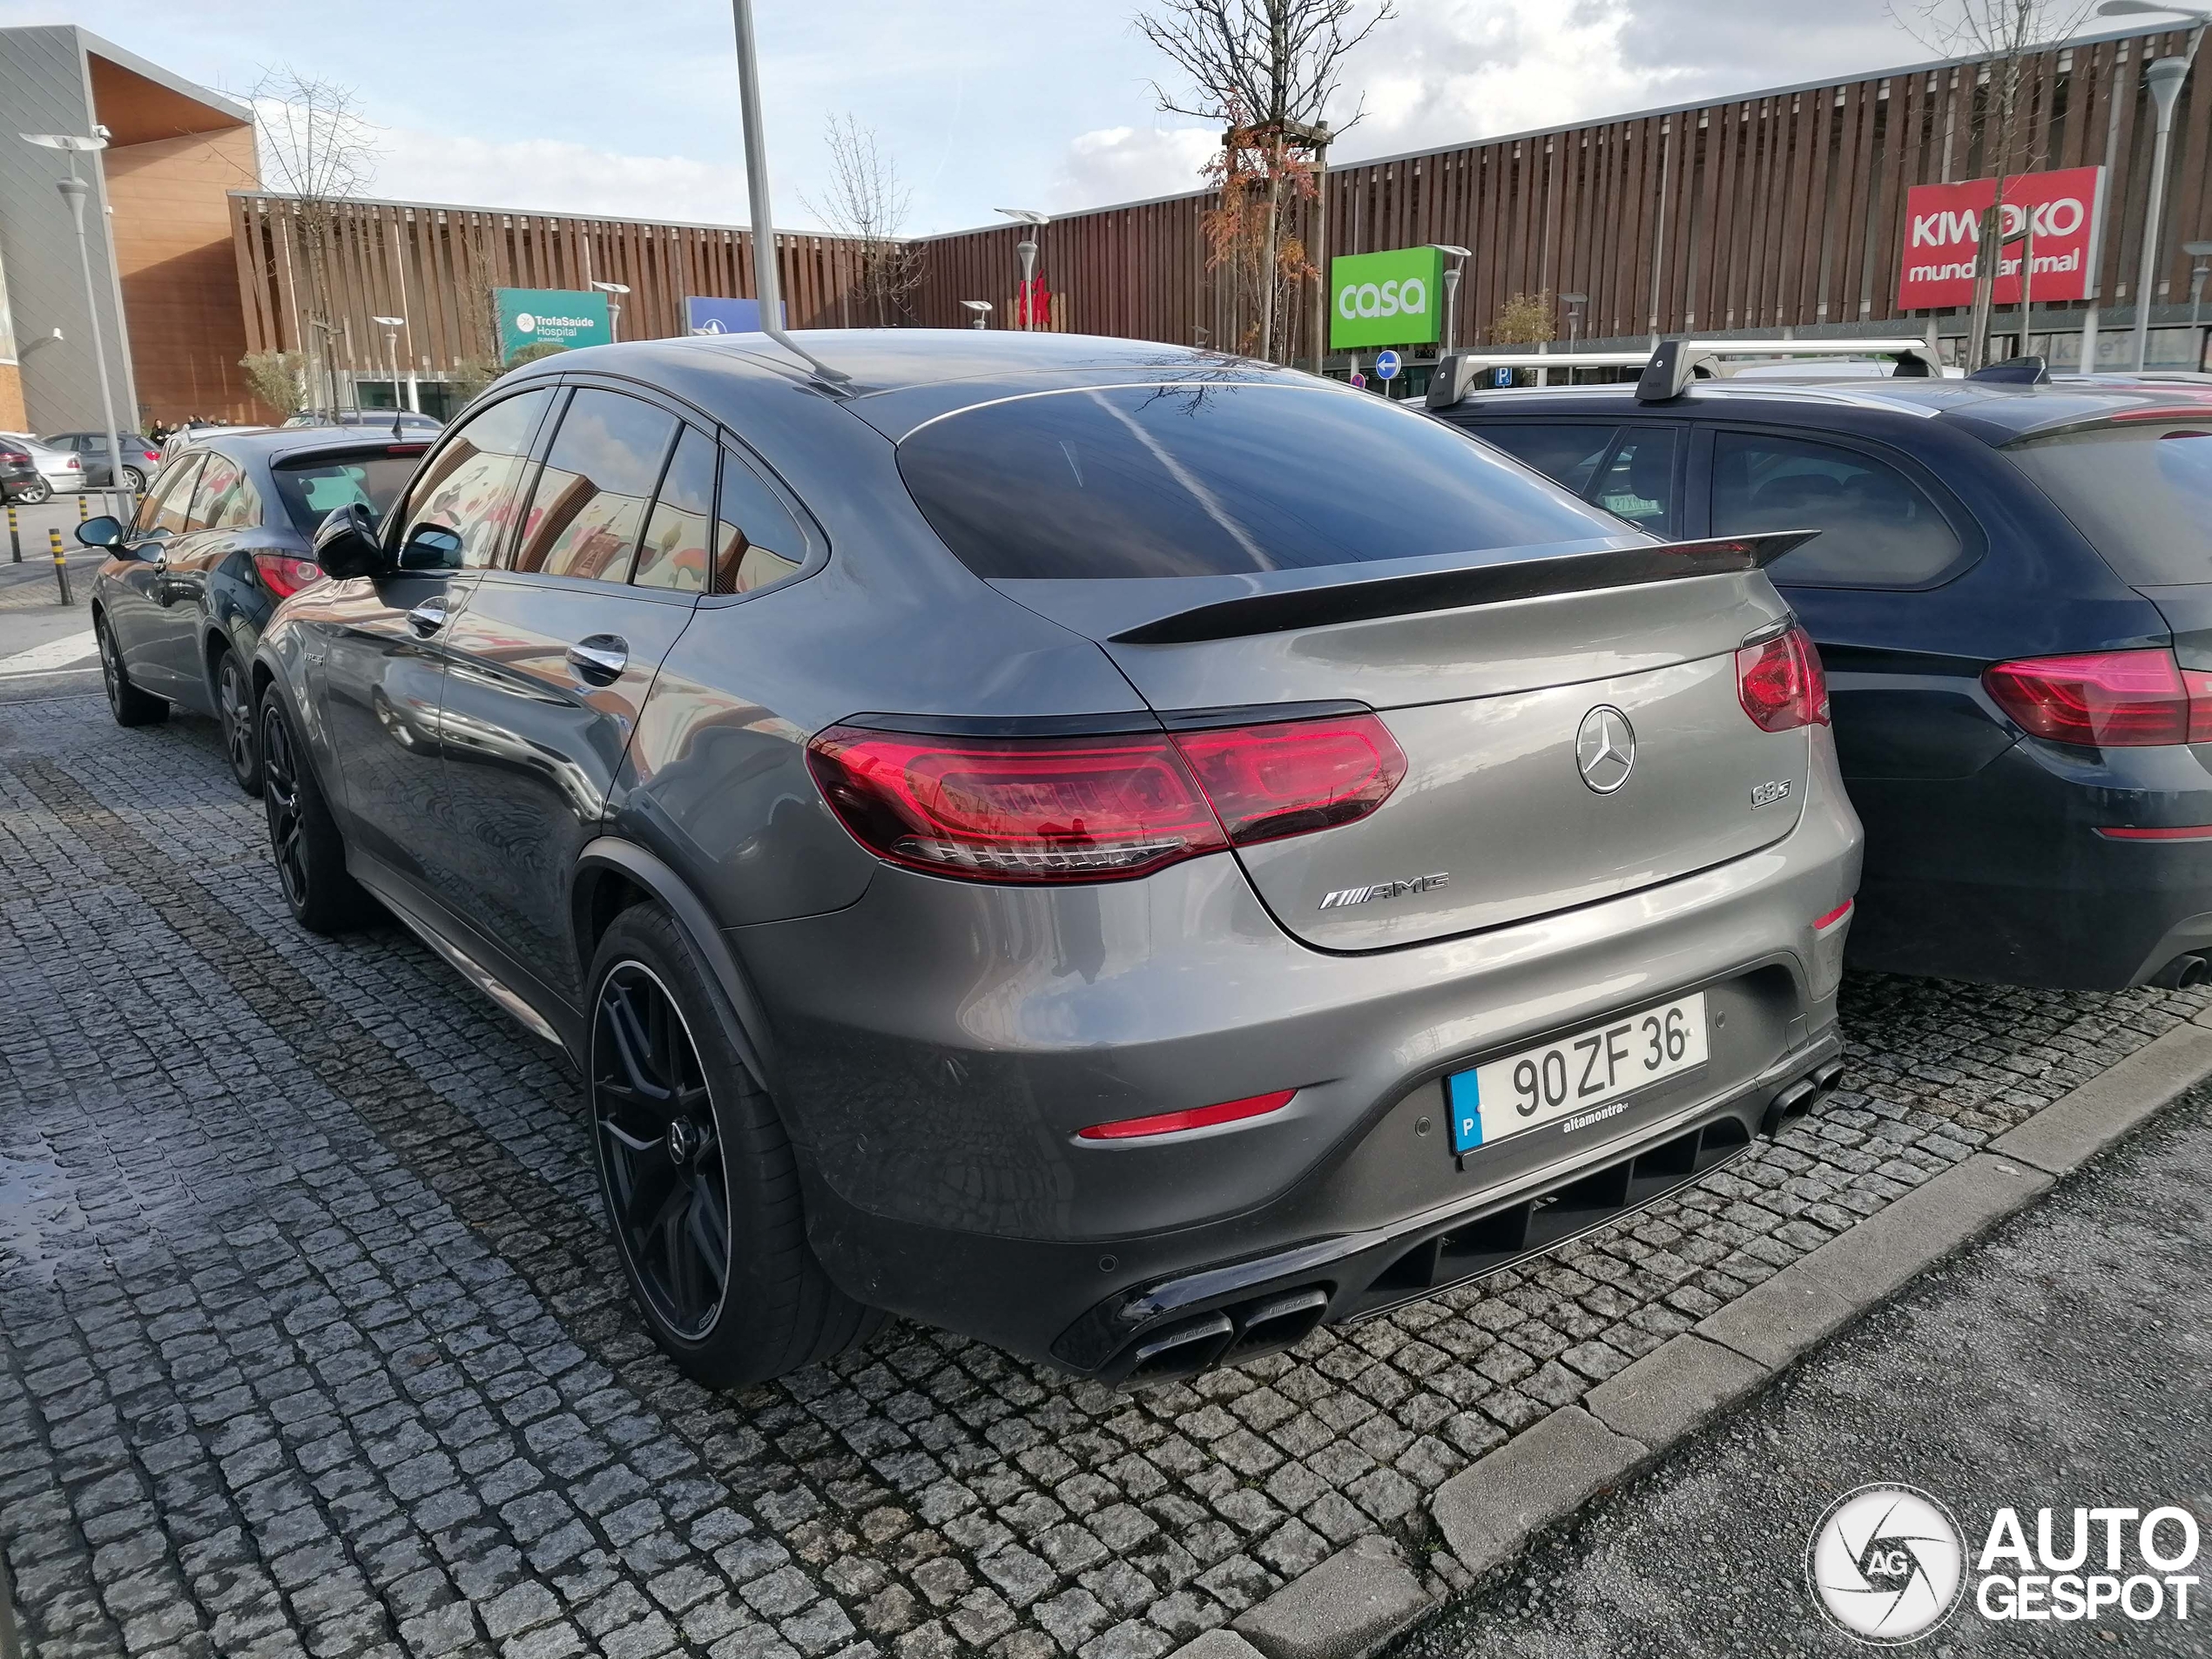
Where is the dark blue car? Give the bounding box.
[1433,368,2212,990]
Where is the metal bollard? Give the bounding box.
[7,501,18,564]
[78,492,89,523]
[48,526,73,606]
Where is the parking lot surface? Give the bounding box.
[1388,1083,2212,1659]
[4,687,2209,1659]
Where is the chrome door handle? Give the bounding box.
[407,599,449,636]
[566,636,628,681]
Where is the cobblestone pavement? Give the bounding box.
[3,688,2207,1659]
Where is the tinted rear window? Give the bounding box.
[2006,422,2212,585]
[273,451,423,536]
[897,382,1625,580]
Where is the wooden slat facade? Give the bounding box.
[913,25,2211,354]
[226,24,2211,412]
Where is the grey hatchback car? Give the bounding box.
[252,331,1861,1388]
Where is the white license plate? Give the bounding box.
[1447,993,1709,1156]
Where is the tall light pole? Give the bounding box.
[1430,245,1470,354]
[372,315,406,433]
[2099,2,2209,370]
[960,300,992,330]
[2188,240,2212,346]
[1561,292,1589,350]
[590,280,630,341]
[995,209,1049,329]
[22,132,127,519]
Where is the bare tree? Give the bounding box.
[253,67,379,411]
[1892,0,2094,368]
[801,114,922,327]
[1490,292,1556,347]
[1137,0,1395,362]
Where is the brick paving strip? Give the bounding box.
[2,691,2209,1659]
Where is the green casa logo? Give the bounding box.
[1330,247,1444,350]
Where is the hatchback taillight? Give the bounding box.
[1981,649,2212,746]
[806,711,1406,883]
[1736,625,1830,732]
[253,551,323,599]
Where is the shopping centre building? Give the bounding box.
[2,18,2208,432]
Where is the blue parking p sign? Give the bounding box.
[1374,348,1402,381]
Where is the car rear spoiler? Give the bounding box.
[1109,530,1819,645]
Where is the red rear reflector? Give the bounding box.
[807,711,1406,884]
[2094,825,2212,842]
[1736,625,1830,732]
[1170,716,1406,846]
[252,551,324,599]
[1076,1089,1297,1141]
[1813,900,1853,929]
[1981,649,2212,746]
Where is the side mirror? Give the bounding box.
[313,502,388,580]
[75,514,124,550]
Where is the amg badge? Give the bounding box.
[1750,779,1793,808]
[1319,873,1450,910]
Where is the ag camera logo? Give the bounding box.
[1808,1484,1966,1644]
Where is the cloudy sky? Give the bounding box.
[0,0,2131,235]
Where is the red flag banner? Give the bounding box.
[1897,166,2103,309]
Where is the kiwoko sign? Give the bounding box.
[1330,247,1443,350]
[1897,166,2102,309]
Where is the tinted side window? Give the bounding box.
[900,384,1623,581]
[395,388,553,570]
[138,455,203,536]
[1588,428,1677,536]
[1713,431,1965,588]
[632,426,717,592]
[714,446,806,594]
[513,390,677,582]
[1472,423,1617,495]
[189,453,261,531]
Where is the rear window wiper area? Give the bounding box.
[1108,530,1819,644]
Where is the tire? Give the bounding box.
[587,905,882,1387]
[19,478,51,505]
[95,612,167,727]
[258,688,372,934]
[120,466,146,494]
[213,646,262,795]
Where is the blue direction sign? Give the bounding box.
[1374,348,1402,381]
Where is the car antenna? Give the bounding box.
[729,0,851,390]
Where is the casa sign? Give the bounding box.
[1329,247,1443,349]
[1897,165,2103,309]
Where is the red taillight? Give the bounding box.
[1736,626,1830,732]
[806,711,1406,884]
[1076,1088,1297,1141]
[253,551,323,599]
[1980,650,2212,747]
[2094,824,2212,841]
[1813,899,1853,930]
[1172,716,1406,846]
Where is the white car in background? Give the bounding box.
[0,431,84,502]
[158,422,267,462]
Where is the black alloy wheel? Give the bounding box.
[592,961,732,1340]
[96,613,166,726]
[260,698,311,911]
[215,649,261,794]
[258,692,370,933]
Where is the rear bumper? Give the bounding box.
[734,735,1861,1372]
[1846,737,2212,988]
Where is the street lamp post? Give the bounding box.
[2187,240,2212,352]
[372,315,406,435]
[1430,245,1470,354]
[995,210,1049,329]
[2098,2,2210,371]
[21,132,127,519]
[590,280,631,341]
[961,300,992,330]
[1561,293,1589,350]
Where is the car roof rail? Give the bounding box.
[1635,340,1724,402]
[1967,354,2051,385]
